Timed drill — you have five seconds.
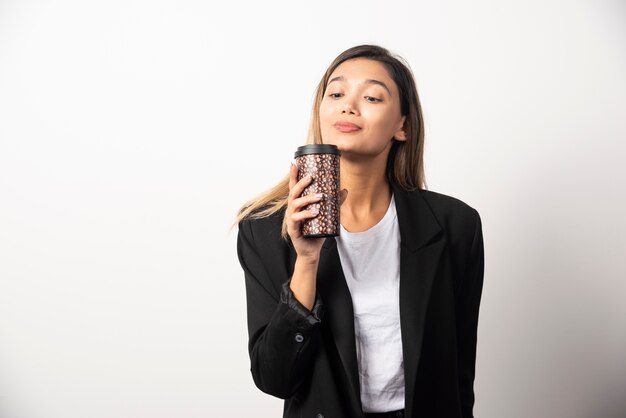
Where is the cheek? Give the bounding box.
[318,102,333,123]
[361,109,386,130]
[318,105,332,138]
[366,109,400,132]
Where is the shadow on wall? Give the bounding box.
[584,379,626,418]
[484,135,626,418]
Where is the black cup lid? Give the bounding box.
[294,144,341,157]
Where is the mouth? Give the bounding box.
[334,122,362,133]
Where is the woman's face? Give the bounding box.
[319,58,406,159]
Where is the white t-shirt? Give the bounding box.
[335,195,405,413]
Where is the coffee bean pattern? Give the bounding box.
[295,153,341,237]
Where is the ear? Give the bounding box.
[393,116,407,141]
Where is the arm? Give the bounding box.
[237,163,347,398]
[237,219,323,399]
[456,208,485,417]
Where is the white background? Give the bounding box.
[1,0,625,417]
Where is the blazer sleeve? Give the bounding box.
[455,208,485,418]
[237,218,324,399]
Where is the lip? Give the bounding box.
[334,121,362,133]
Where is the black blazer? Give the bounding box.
[237,182,485,418]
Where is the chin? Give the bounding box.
[320,139,339,149]
[330,143,352,155]
[321,136,348,151]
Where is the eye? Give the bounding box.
[328,92,343,99]
[365,96,382,103]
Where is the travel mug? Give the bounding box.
[294,144,341,238]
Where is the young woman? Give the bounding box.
[236,44,485,418]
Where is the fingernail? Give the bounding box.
[315,193,324,198]
[310,208,319,215]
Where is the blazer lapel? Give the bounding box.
[392,183,446,418]
[317,238,363,416]
[315,183,445,418]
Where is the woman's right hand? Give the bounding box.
[286,161,327,262]
[286,161,347,309]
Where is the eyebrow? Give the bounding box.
[327,75,392,96]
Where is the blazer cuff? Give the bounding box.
[280,281,324,325]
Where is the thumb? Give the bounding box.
[339,189,348,206]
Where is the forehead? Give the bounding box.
[327,58,397,92]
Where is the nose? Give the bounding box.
[341,98,359,115]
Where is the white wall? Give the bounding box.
[1,0,625,417]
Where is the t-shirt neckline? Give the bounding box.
[338,194,396,244]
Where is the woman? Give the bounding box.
[236,44,485,418]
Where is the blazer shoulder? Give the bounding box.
[416,188,481,233]
[420,187,478,211]
[238,207,287,247]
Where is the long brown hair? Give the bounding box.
[235,44,427,237]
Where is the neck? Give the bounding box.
[339,153,392,228]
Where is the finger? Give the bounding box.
[288,160,298,191]
[286,214,304,239]
[290,208,319,223]
[286,221,302,239]
[288,174,313,200]
[291,193,323,212]
[339,189,348,206]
